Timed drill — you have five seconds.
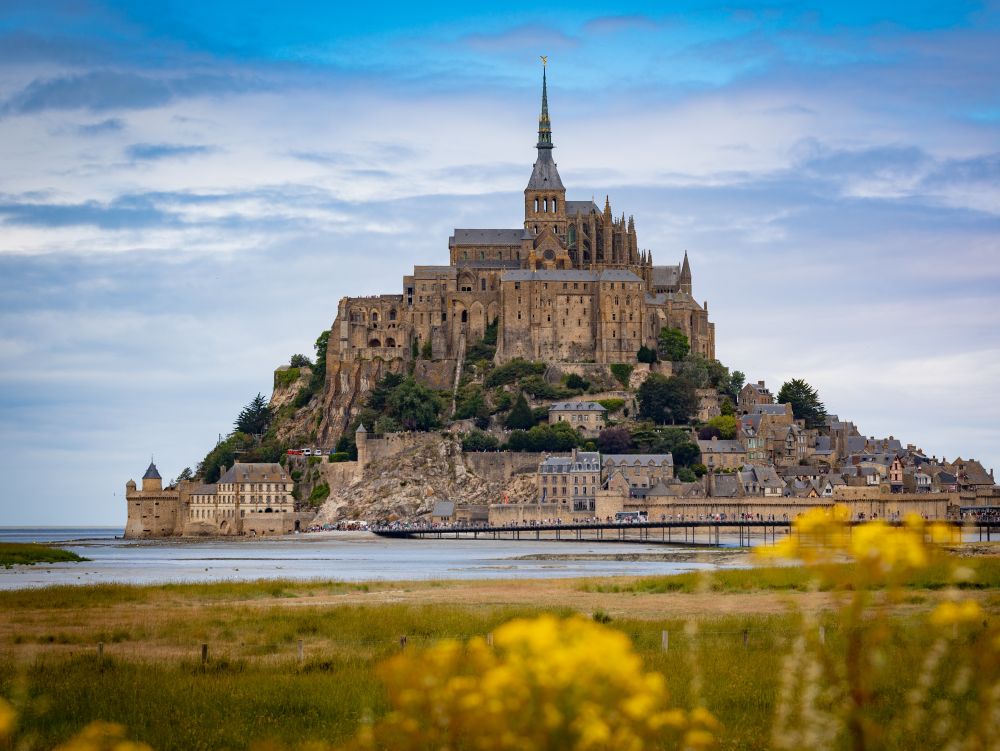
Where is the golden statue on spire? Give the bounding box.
[540,55,548,66]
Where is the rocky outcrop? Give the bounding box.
[313,433,538,524]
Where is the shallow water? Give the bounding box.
[0,527,748,589]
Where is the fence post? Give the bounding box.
[818,626,826,645]
[98,641,104,663]
[399,635,407,650]
[486,632,494,647]
[661,630,669,652]
[201,643,208,667]
[297,640,304,663]
[742,629,749,648]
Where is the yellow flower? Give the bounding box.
[0,698,15,740]
[930,600,984,627]
[52,721,153,751]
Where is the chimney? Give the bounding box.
[758,380,765,387]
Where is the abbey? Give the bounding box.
[329,66,714,377]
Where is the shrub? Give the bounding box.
[597,398,625,413]
[564,373,589,390]
[637,344,657,364]
[289,353,312,368]
[307,482,330,505]
[677,467,697,482]
[707,414,737,439]
[274,368,300,388]
[597,427,633,454]
[328,452,350,463]
[610,363,634,388]
[657,326,690,362]
[421,340,433,359]
[461,430,500,452]
[520,375,576,400]
[484,359,546,388]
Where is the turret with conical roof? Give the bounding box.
[524,58,567,239]
[141,459,162,492]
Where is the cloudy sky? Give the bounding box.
[1,0,998,525]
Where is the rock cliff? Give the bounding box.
[313,433,537,524]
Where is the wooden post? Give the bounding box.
[297,640,304,663]
[201,643,208,667]
[819,626,826,645]
[487,632,494,647]
[98,641,104,662]
[742,629,749,648]
[661,630,669,652]
[400,635,407,650]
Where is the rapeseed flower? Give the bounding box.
[0,698,15,740]
[348,615,714,751]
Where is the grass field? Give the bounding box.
[0,543,85,568]
[1,558,998,750]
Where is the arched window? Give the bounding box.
[461,310,468,323]
[552,198,558,212]
[385,337,396,347]
[389,309,397,321]
[543,197,548,212]
[534,198,539,212]
[368,338,381,347]
[371,311,379,322]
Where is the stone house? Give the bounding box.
[697,437,746,470]
[602,454,675,493]
[740,465,785,497]
[738,380,773,414]
[536,450,602,512]
[548,401,607,435]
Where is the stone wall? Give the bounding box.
[242,511,315,536]
[594,493,957,522]
[464,451,546,483]
[488,502,575,525]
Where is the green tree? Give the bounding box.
[677,467,697,483]
[411,338,419,359]
[421,340,433,359]
[505,392,534,430]
[706,415,737,439]
[454,384,488,421]
[235,393,272,436]
[564,373,589,390]
[289,353,312,368]
[729,370,746,402]
[637,374,698,425]
[657,327,690,362]
[610,363,634,388]
[637,345,657,364]
[387,378,441,431]
[672,441,702,467]
[597,427,632,454]
[777,378,828,429]
[462,430,500,452]
[176,467,193,482]
[368,372,406,413]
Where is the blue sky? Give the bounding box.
[1,0,998,525]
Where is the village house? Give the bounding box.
[536,450,602,512]
[548,401,607,435]
[697,437,746,470]
[602,454,675,492]
[738,380,774,414]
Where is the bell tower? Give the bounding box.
[524,57,567,240]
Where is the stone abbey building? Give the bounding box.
[329,66,715,370]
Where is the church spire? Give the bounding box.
[537,56,552,150]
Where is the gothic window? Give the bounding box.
[534,198,539,212]
[481,279,486,291]
[552,198,558,212]
[368,338,381,347]
[543,197,548,212]
[385,337,396,347]
[461,310,468,323]
[389,309,397,321]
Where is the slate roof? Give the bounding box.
[431,501,455,518]
[566,200,599,215]
[710,474,743,498]
[218,462,290,484]
[540,453,601,472]
[526,151,565,190]
[752,404,789,416]
[412,265,455,277]
[456,259,521,269]
[191,483,217,496]
[698,439,745,454]
[603,454,674,467]
[550,401,606,412]
[143,462,161,480]
[502,269,644,283]
[652,265,680,287]
[450,229,527,246]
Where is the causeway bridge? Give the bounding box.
[371,519,1000,547]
